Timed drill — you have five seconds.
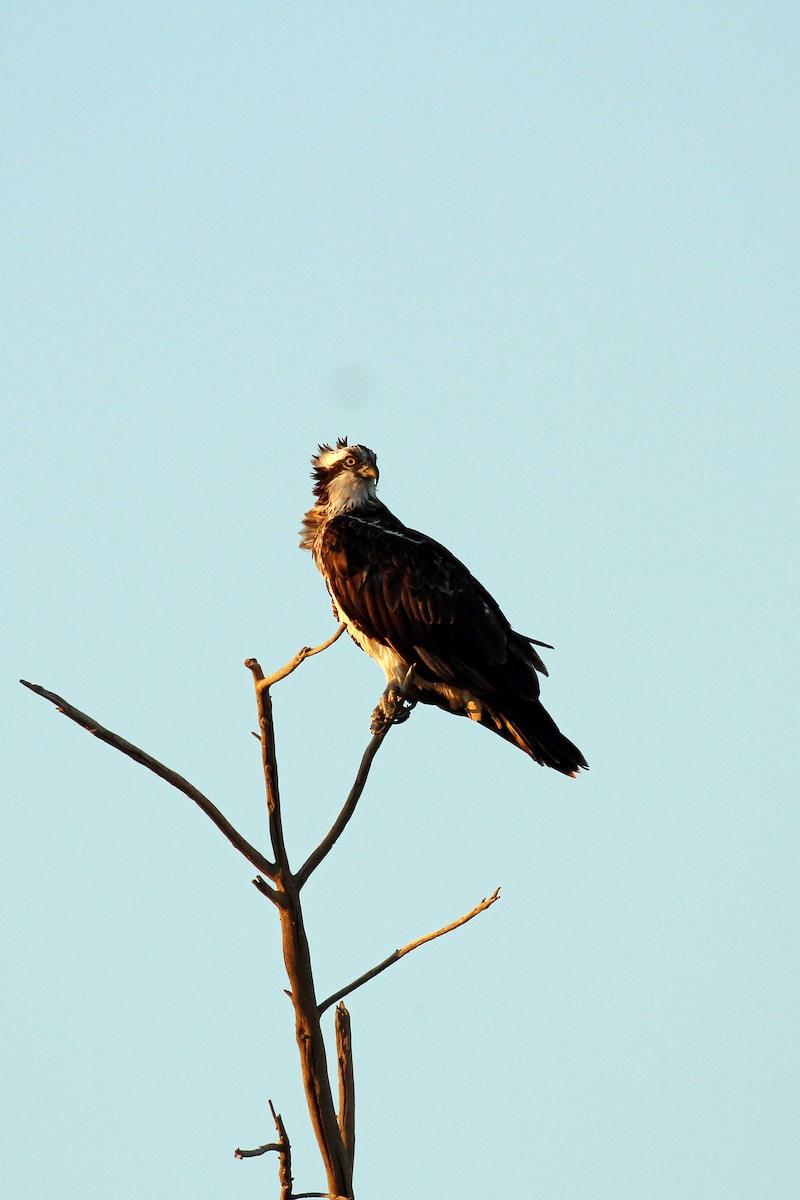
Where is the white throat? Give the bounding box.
[324,471,377,515]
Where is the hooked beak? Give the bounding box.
[359,462,379,481]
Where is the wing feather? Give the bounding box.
[320,510,543,701]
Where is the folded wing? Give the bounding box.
[320,511,548,701]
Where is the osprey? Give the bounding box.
[301,439,588,776]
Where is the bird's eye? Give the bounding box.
[344,455,356,467]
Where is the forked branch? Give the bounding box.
[23,635,500,1200]
[235,1101,293,1200]
[318,888,501,1015]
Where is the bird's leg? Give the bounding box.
[370,678,417,734]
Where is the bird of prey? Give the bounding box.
[300,439,588,776]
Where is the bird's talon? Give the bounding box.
[391,698,416,725]
[370,685,417,734]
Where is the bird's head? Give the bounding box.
[310,438,379,512]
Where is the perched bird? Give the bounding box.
[301,439,587,776]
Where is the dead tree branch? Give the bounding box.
[261,624,346,688]
[253,873,285,907]
[318,888,501,1015]
[297,665,417,889]
[23,636,500,1200]
[269,1100,293,1200]
[336,1003,355,1174]
[245,656,353,1200]
[234,1142,282,1159]
[235,1101,293,1200]
[296,726,390,889]
[245,658,291,875]
[18,679,276,879]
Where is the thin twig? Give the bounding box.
[261,625,346,688]
[318,888,501,1015]
[297,666,417,889]
[296,725,390,889]
[19,680,277,879]
[234,1142,282,1159]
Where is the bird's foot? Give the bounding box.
[370,683,417,735]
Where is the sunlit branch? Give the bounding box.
[336,1003,355,1173]
[318,888,501,1015]
[296,724,390,889]
[252,874,286,907]
[243,659,352,1198]
[261,624,346,688]
[297,665,417,889]
[245,659,290,875]
[19,679,277,879]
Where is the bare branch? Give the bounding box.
[336,1003,355,1173]
[245,659,290,875]
[252,875,287,907]
[297,666,418,889]
[296,725,389,889]
[244,662,353,1199]
[269,1100,293,1200]
[20,680,277,879]
[318,889,501,1015]
[261,624,346,688]
[235,1103,294,1198]
[234,1142,282,1159]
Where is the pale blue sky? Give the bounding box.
[3,4,798,1198]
